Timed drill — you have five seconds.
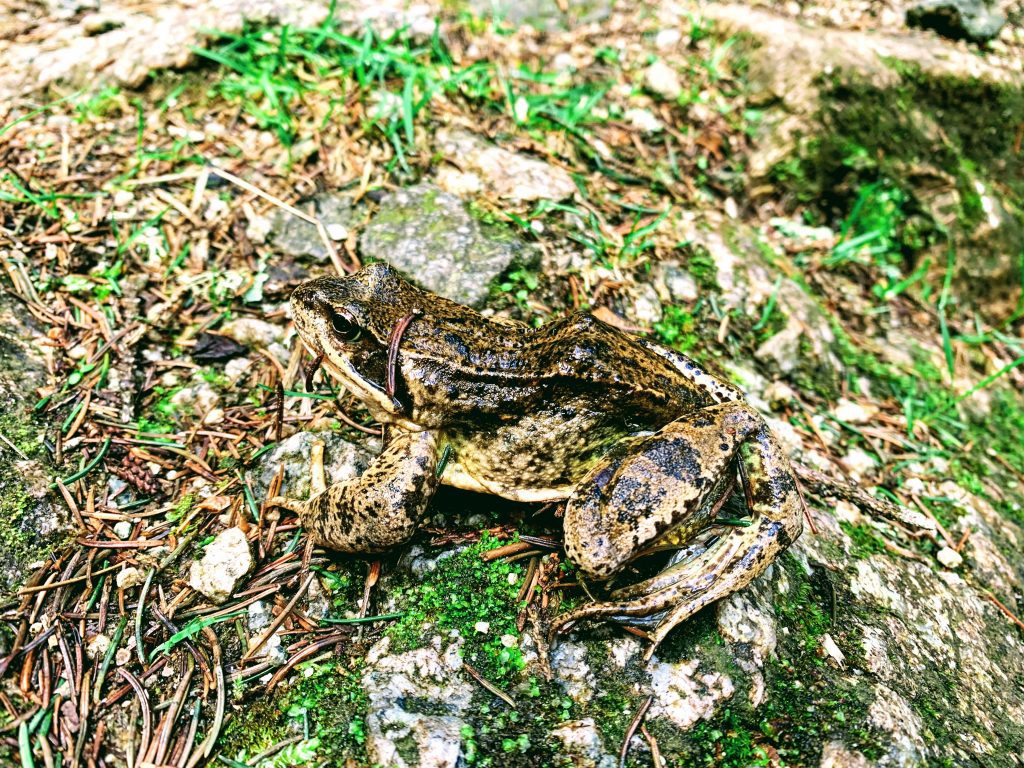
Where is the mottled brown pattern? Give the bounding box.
[286,264,805,656]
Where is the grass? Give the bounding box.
[194,16,610,171]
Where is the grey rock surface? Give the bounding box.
[0,283,67,602]
[245,430,377,502]
[360,184,533,306]
[362,638,475,768]
[267,192,358,263]
[466,0,610,31]
[906,0,1006,42]
[435,129,577,203]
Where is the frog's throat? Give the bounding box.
[320,355,423,433]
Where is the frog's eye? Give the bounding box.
[330,312,362,343]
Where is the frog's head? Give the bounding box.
[290,263,420,420]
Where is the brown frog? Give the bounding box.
[273,263,804,658]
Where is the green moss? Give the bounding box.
[0,408,67,599]
[840,521,887,559]
[460,682,564,767]
[768,60,1024,308]
[219,661,368,765]
[654,305,699,353]
[685,244,720,293]
[388,532,526,683]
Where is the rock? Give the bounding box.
[188,527,253,603]
[647,656,735,729]
[0,287,68,602]
[703,4,1024,320]
[617,282,663,326]
[840,447,878,481]
[360,184,534,306]
[834,398,878,425]
[550,720,617,768]
[906,0,1006,43]
[652,262,700,303]
[937,546,964,569]
[0,2,332,102]
[169,379,219,418]
[362,639,474,768]
[623,107,664,134]
[550,641,597,702]
[821,740,873,768]
[244,431,376,502]
[643,59,682,101]
[218,317,287,348]
[465,0,610,31]
[435,129,576,203]
[267,192,357,263]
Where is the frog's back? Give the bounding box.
[420,312,733,500]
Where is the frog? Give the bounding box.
[272,263,805,659]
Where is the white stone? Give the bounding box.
[834,398,877,425]
[840,447,877,481]
[326,223,348,240]
[821,633,846,668]
[903,477,926,495]
[115,566,144,589]
[188,527,253,604]
[936,547,963,570]
[655,28,682,50]
[624,107,663,133]
[436,129,576,202]
[113,521,132,540]
[170,380,219,415]
[643,59,683,100]
[219,317,286,347]
[87,633,111,660]
[203,407,225,425]
[223,358,252,383]
[473,621,489,634]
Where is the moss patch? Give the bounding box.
[388,532,526,683]
[219,661,368,765]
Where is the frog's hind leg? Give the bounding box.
[553,406,804,660]
[639,423,803,659]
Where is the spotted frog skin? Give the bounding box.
[280,263,804,657]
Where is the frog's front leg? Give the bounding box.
[269,430,439,553]
[553,402,804,659]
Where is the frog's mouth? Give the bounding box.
[300,334,414,428]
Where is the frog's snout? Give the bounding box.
[290,280,328,318]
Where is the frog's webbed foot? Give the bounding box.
[552,403,804,661]
[268,431,439,553]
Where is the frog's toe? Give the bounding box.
[266,495,306,515]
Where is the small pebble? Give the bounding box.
[937,547,963,570]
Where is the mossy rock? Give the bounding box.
[0,288,68,602]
